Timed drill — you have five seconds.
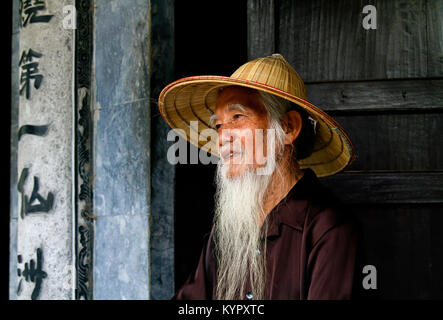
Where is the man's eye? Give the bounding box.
[215,124,222,130]
[233,114,243,119]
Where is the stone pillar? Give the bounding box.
[92,0,151,299]
[16,0,76,300]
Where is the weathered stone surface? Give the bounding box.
[92,0,151,300]
[93,100,150,217]
[94,0,150,108]
[93,213,150,300]
[9,218,18,300]
[9,25,20,300]
[12,0,20,35]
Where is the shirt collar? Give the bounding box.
[264,168,320,239]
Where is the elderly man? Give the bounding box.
[158,54,359,300]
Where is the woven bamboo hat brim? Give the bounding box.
[158,54,356,177]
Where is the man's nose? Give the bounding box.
[218,128,234,150]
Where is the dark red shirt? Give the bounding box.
[173,168,359,300]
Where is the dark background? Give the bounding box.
[174,0,248,292]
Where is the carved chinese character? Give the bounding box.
[18,124,49,141]
[19,0,54,28]
[18,168,54,219]
[19,49,43,100]
[17,248,48,300]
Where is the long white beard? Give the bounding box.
[213,121,285,300]
[213,164,272,300]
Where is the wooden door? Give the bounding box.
[248,0,443,298]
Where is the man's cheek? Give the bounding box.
[252,132,268,166]
[240,130,256,165]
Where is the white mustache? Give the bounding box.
[219,144,245,161]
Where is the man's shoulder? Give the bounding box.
[306,201,350,231]
[281,169,351,233]
[302,178,355,245]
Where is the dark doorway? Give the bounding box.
[173,0,248,291]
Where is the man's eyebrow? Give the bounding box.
[227,103,247,113]
[209,104,247,127]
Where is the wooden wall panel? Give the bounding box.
[247,0,275,59]
[332,113,443,171]
[321,172,443,204]
[248,0,435,82]
[306,79,443,112]
[426,0,443,77]
[278,0,429,82]
[352,205,443,299]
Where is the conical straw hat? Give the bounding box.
[158,54,356,177]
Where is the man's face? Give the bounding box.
[214,86,271,178]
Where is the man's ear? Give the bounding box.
[282,110,302,145]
